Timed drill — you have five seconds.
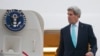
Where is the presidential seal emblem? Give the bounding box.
[4,9,26,31]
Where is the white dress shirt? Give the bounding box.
[70,21,79,44]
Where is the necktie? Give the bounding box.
[71,25,77,48]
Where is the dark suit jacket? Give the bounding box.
[58,22,97,56]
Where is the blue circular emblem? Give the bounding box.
[4,9,26,31]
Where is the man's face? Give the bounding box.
[67,10,79,24]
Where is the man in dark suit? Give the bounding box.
[58,6,97,56]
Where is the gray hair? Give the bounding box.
[67,6,81,18]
